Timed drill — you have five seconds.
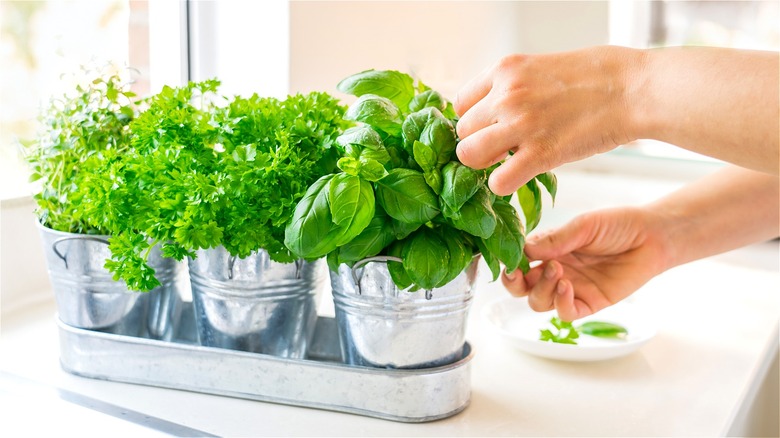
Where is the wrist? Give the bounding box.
[620,47,655,142]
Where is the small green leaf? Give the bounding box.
[344,94,403,137]
[535,171,558,205]
[337,69,416,110]
[517,179,542,232]
[578,321,629,339]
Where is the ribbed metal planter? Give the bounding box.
[37,222,182,340]
[330,256,479,369]
[188,247,325,358]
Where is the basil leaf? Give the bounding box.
[284,174,339,259]
[337,157,388,182]
[413,140,437,173]
[517,179,542,233]
[387,239,414,289]
[344,94,403,137]
[408,89,446,113]
[391,217,421,240]
[402,107,439,153]
[578,321,628,338]
[402,228,449,290]
[435,226,473,288]
[337,209,395,263]
[475,237,501,281]
[423,168,443,195]
[328,174,375,247]
[419,113,456,167]
[337,126,392,165]
[336,69,415,110]
[337,157,361,176]
[485,198,526,274]
[535,171,558,205]
[441,161,486,212]
[448,185,497,239]
[376,168,440,224]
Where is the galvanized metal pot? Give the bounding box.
[188,247,325,358]
[37,222,183,340]
[330,256,479,369]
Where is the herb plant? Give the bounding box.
[84,80,350,291]
[284,70,557,290]
[539,316,628,345]
[26,67,138,234]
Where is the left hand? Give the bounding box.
[502,207,671,321]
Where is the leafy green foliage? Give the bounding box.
[540,316,629,344]
[25,66,138,234]
[539,317,580,344]
[285,69,557,290]
[84,81,350,290]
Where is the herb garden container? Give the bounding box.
[37,222,183,340]
[188,246,326,358]
[330,256,479,369]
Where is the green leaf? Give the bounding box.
[375,168,440,224]
[408,89,446,113]
[337,125,391,165]
[284,174,339,259]
[475,237,501,281]
[337,209,396,263]
[328,174,375,247]
[419,112,457,167]
[402,228,449,290]
[337,69,416,111]
[412,140,436,173]
[535,171,558,205]
[484,198,526,274]
[344,94,403,137]
[517,179,542,232]
[435,226,473,288]
[447,185,497,239]
[441,161,486,212]
[386,239,414,289]
[578,321,628,339]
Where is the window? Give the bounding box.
[0,0,186,200]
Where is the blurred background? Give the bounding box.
[1,0,778,200]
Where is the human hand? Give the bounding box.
[502,207,671,321]
[454,46,643,196]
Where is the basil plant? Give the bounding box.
[284,70,556,291]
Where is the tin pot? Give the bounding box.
[37,222,183,340]
[188,247,325,358]
[330,256,479,369]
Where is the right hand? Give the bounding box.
[453,46,643,195]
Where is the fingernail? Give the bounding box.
[504,270,517,281]
[556,280,567,295]
[544,262,557,280]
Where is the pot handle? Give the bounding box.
[52,235,110,269]
[350,256,403,295]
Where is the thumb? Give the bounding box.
[525,215,594,261]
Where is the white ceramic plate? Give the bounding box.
[483,297,656,362]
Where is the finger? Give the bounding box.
[456,122,518,169]
[487,141,558,196]
[453,66,494,118]
[454,91,498,140]
[553,279,594,321]
[501,268,529,297]
[526,260,562,312]
[525,215,594,261]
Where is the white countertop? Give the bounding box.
[2,167,778,436]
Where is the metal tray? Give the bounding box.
[57,303,473,423]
